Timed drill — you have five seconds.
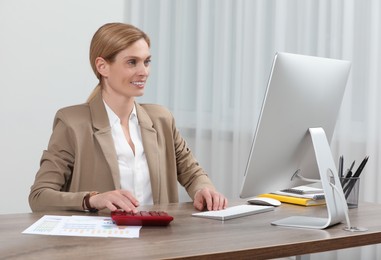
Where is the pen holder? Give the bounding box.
[340,177,360,209]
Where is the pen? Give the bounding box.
[341,160,355,190]
[345,160,355,177]
[349,160,355,172]
[352,156,369,178]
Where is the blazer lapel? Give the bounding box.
[89,92,121,189]
[136,103,160,204]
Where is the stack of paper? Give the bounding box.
[259,185,326,206]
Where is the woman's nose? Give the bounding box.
[138,63,149,76]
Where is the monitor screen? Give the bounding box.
[240,52,351,199]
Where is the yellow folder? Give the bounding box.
[258,193,326,206]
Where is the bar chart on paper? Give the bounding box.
[22,215,141,238]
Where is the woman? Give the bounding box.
[29,23,228,213]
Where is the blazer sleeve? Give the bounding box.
[29,110,87,212]
[173,125,216,200]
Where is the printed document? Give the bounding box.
[22,215,141,238]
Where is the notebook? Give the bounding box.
[280,185,324,195]
[191,204,274,221]
[275,185,325,200]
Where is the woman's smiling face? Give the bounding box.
[99,38,151,99]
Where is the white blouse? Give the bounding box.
[103,101,153,205]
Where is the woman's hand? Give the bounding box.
[193,187,228,211]
[89,190,139,213]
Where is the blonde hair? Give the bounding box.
[87,23,151,102]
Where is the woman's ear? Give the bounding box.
[95,57,109,77]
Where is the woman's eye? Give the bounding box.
[127,60,136,66]
[144,59,151,66]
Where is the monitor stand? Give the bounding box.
[271,127,367,231]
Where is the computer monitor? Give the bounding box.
[240,52,352,229]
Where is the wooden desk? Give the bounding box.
[2,201,381,260]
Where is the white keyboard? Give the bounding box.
[191,204,274,221]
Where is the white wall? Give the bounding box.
[0,0,125,213]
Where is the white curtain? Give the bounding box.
[125,0,381,258]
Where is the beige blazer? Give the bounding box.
[29,92,215,212]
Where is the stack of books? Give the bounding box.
[259,185,326,206]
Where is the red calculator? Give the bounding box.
[111,210,174,226]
